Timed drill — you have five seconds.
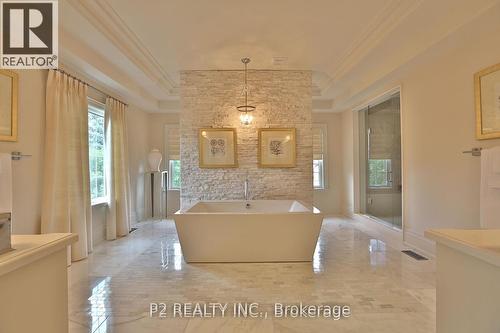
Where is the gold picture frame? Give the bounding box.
[199,128,238,168]
[258,128,296,168]
[474,62,500,140]
[0,69,18,142]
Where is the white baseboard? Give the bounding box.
[341,211,355,219]
[351,214,405,250]
[404,229,436,259]
[346,214,435,259]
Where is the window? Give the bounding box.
[169,160,181,189]
[312,124,327,189]
[368,159,392,188]
[313,159,324,188]
[88,101,106,202]
[165,125,180,189]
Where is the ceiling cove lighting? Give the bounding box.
[237,57,256,125]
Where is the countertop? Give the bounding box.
[0,233,78,276]
[425,229,500,267]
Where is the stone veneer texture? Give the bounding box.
[180,70,312,208]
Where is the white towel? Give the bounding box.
[0,153,12,214]
[493,150,500,174]
[480,146,500,228]
[487,146,500,188]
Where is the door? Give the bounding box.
[362,93,402,228]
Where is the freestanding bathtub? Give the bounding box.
[174,200,323,263]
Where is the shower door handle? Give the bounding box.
[367,128,371,159]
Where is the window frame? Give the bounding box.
[88,99,108,205]
[312,123,328,190]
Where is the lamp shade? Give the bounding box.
[148,149,162,172]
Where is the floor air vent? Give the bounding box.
[402,250,428,261]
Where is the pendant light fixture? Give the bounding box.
[237,57,256,125]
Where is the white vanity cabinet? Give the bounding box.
[0,233,77,333]
[426,229,500,333]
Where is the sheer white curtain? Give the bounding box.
[105,98,132,240]
[41,70,92,261]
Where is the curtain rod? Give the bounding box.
[52,68,129,106]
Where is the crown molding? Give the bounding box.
[66,0,178,96]
[59,28,161,111]
[312,99,334,112]
[60,55,161,112]
[312,83,322,97]
[59,61,128,103]
[158,99,181,113]
[321,0,424,94]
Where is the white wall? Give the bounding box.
[147,113,180,216]
[401,7,500,243]
[312,113,343,214]
[339,4,500,253]
[340,110,355,216]
[148,113,180,151]
[0,70,46,234]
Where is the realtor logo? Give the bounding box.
[1,0,58,69]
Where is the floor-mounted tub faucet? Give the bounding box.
[244,175,250,208]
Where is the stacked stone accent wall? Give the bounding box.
[180,70,312,208]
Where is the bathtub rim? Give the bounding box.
[175,199,322,215]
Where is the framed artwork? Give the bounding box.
[199,128,238,168]
[475,62,500,140]
[258,128,296,168]
[0,70,18,142]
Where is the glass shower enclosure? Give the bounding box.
[358,92,402,229]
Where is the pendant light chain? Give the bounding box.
[237,57,256,125]
[244,61,248,106]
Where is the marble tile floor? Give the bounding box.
[68,217,436,333]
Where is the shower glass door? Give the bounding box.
[359,92,402,228]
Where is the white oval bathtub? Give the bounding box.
[174,200,324,263]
